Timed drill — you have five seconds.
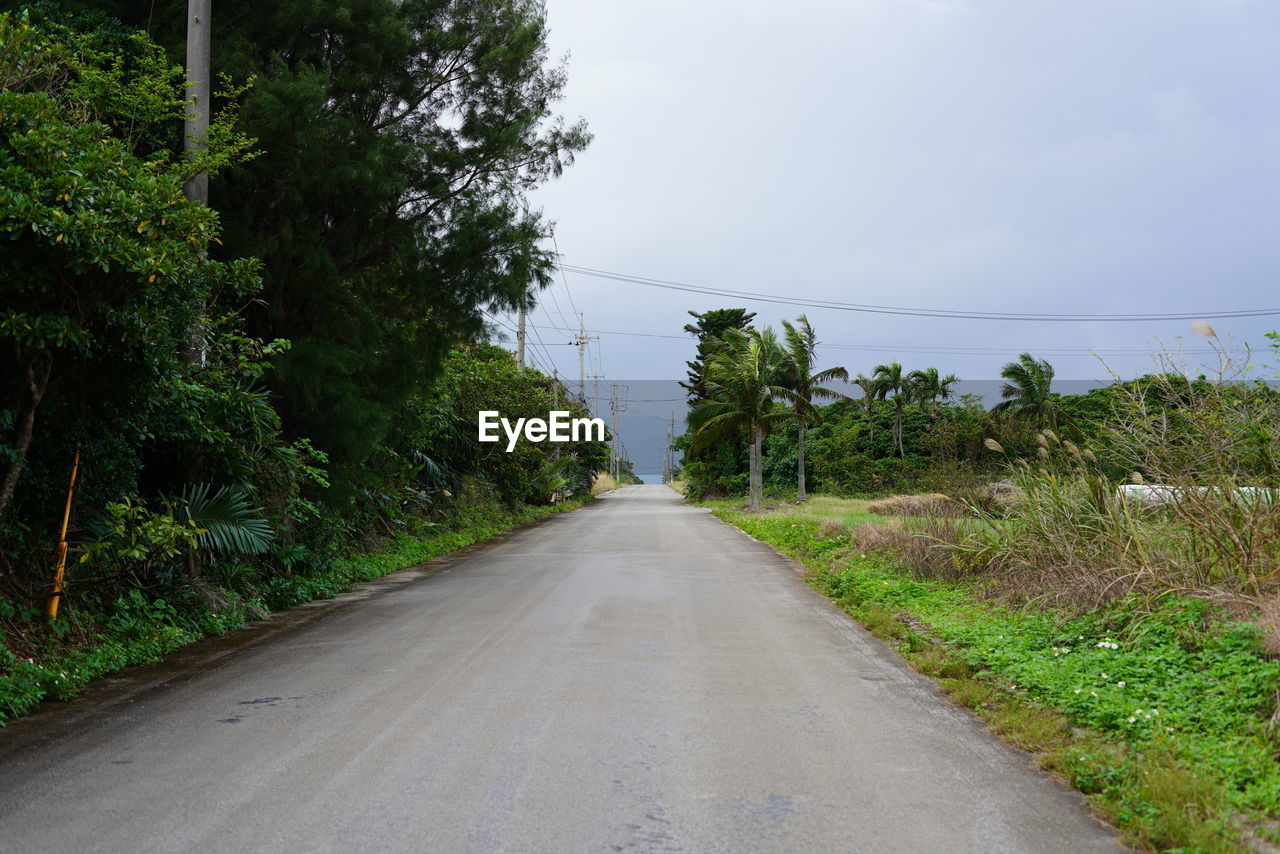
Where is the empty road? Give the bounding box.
[0,485,1123,853]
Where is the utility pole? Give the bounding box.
[609,383,628,480]
[609,383,617,479]
[182,0,211,367]
[570,313,598,404]
[589,373,604,419]
[515,304,526,369]
[183,0,211,205]
[669,411,677,481]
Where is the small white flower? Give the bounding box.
[1074,688,1082,694]
[1101,673,1108,679]
[1117,681,1126,687]
[1127,717,1136,723]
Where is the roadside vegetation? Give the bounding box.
[0,7,609,719]
[682,314,1280,851]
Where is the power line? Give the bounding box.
[559,263,1280,322]
[524,323,689,340]
[550,234,582,320]
[481,308,540,371]
[521,321,1219,357]
[539,239,577,336]
[486,308,562,374]
[818,343,1220,357]
[484,310,548,373]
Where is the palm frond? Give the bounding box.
[177,483,273,555]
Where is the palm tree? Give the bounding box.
[873,362,910,457]
[907,366,961,414]
[688,327,797,510]
[853,373,881,445]
[780,316,848,501]
[993,353,1062,428]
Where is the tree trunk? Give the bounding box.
[0,350,53,518]
[748,423,763,510]
[796,424,806,501]
[895,401,905,457]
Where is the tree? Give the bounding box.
[908,367,961,413]
[780,315,847,501]
[688,328,797,510]
[993,353,1064,429]
[67,0,593,499]
[0,13,259,518]
[873,362,910,457]
[853,373,881,445]
[678,308,756,498]
[681,308,757,402]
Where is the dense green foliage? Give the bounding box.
[687,325,800,509]
[0,5,604,711]
[33,0,591,491]
[680,327,1280,502]
[677,308,755,496]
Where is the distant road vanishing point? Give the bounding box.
[0,485,1125,853]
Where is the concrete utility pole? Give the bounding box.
[609,383,628,479]
[570,314,598,404]
[589,373,604,419]
[181,0,212,367]
[668,411,677,481]
[516,304,526,369]
[183,0,211,205]
[609,383,617,479]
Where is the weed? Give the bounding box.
[852,602,907,640]
[866,493,969,518]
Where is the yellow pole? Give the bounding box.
[45,444,80,621]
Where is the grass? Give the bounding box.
[0,496,588,724]
[702,495,887,528]
[709,500,1280,854]
[591,472,619,494]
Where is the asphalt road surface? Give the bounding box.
[0,485,1124,853]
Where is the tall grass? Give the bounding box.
[957,354,1280,610]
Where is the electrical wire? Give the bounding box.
[483,310,546,372]
[520,322,1219,357]
[551,234,582,321]
[559,263,1280,322]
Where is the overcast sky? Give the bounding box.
[506,0,1280,387]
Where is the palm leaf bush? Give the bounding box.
[176,483,273,555]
